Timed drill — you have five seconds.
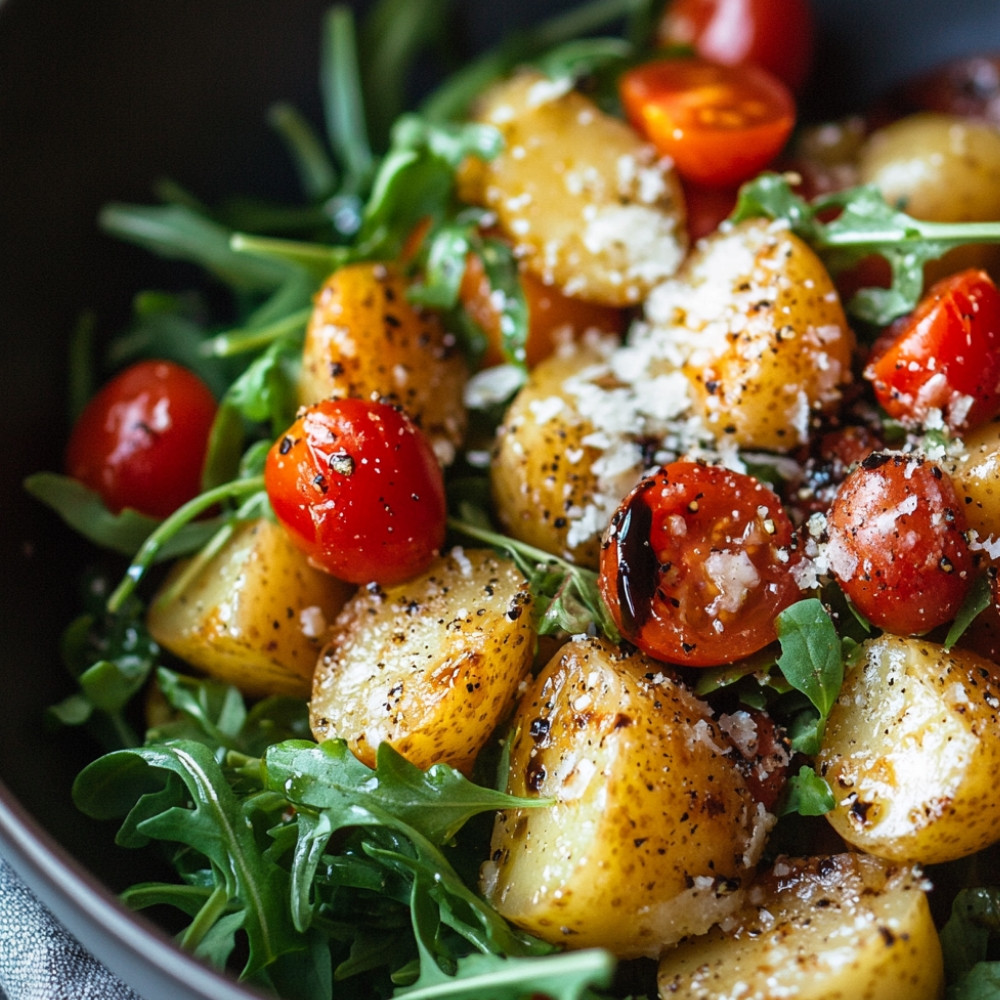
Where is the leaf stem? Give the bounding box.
[179,883,231,954]
[107,476,266,614]
[202,307,311,358]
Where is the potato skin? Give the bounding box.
[490,343,634,568]
[458,70,687,307]
[642,218,855,451]
[310,548,534,774]
[481,636,771,958]
[298,261,468,465]
[657,853,944,1000]
[941,414,1000,541]
[148,518,354,699]
[818,634,1000,865]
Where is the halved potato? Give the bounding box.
[147,517,355,699]
[817,633,1000,865]
[458,70,687,307]
[657,853,944,1000]
[481,636,771,958]
[641,217,855,452]
[310,547,534,774]
[941,414,1000,542]
[298,261,468,465]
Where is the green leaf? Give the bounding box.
[944,572,995,650]
[775,599,844,720]
[778,765,834,817]
[24,472,222,559]
[73,740,301,977]
[941,886,1000,987]
[397,947,616,1000]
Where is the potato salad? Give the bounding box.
[27,1,1000,999]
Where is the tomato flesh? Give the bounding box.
[619,58,795,188]
[864,268,1000,433]
[598,462,801,666]
[657,0,816,93]
[265,398,446,586]
[65,359,217,519]
[825,453,974,634]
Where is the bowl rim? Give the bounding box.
[0,776,266,1000]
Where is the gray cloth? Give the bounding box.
[0,858,143,1000]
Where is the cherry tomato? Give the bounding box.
[657,0,816,93]
[825,453,975,634]
[864,269,1000,433]
[264,398,446,586]
[681,179,739,241]
[65,359,217,519]
[718,708,792,812]
[598,462,802,666]
[460,253,625,369]
[619,58,796,188]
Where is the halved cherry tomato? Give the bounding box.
[65,359,217,519]
[619,58,796,188]
[598,461,801,666]
[657,0,816,94]
[864,268,1000,433]
[264,398,446,586]
[718,708,792,812]
[460,253,625,368]
[825,453,974,634]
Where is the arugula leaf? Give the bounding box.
[730,173,1000,325]
[940,887,1000,999]
[944,571,995,650]
[447,513,620,640]
[24,472,223,559]
[778,765,834,817]
[774,598,844,721]
[73,740,301,977]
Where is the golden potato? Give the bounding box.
[858,112,1000,280]
[817,634,1000,865]
[457,70,687,307]
[641,217,856,451]
[298,261,468,465]
[148,518,355,699]
[942,414,1000,542]
[490,341,642,567]
[310,547,534,774]
[481,636,771,958]
[657,853,944,1000]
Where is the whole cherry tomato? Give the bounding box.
[619,58,795,188]
[598,461,801,666]
[825,453,975,634]
[864,268,1000,433]
[657,0,816,94]
[65,359,217,519]
[265,398,447,586]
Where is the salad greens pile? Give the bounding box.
[24,0,1000,997]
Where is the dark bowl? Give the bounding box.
[2,1,1000,997]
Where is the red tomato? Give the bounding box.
[619,58,796,188]
[864,269,1000,433]
[264,398,446,586]
[681,179,740,241]
[657,0,816,93]
[598,462,802,666]
[65,359,217,519]
[825,453,974,634]
[718,708,792,812]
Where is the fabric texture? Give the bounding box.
[0,857,143,1000]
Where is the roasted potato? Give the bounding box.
[490,340,644,567]
[941,414,1000,542]
[858,112,1000,280]
[657,853,944,1000]
[641,217,856,451]
[817,634,1000,865]
[457,70,687,307]
[310,547,534,774]
[298,261,468,465]
[481,636,771,958]
[147,517,355,699]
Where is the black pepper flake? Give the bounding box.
[279,436,294,455]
